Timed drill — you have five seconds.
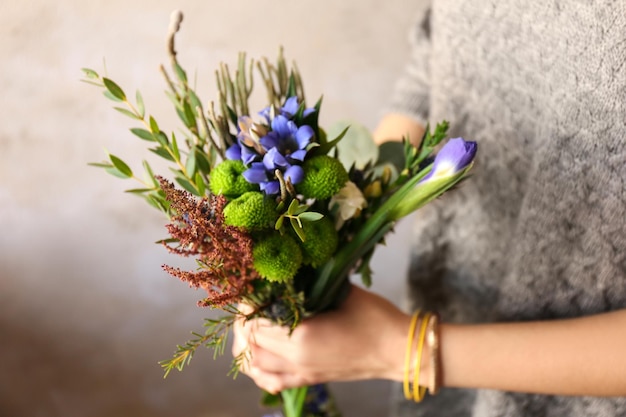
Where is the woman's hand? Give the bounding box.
[232,285,411,393]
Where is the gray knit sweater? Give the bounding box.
[388,1,626,416]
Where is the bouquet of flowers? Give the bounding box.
[83,11,476,417]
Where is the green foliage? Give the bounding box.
[159,314,237,378]
[223,192,278,229]
[253,233,302,282]
[299,216,338,267]
[209,160,256,198]
[296,155,349,200]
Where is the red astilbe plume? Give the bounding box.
[157,177,259,307]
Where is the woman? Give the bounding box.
[233,2,626,415]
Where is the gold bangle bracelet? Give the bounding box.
[403,310,421,400]
[426,312,441,395]
[412,312,431,402]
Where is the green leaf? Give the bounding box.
[312,125,351,157]
[142,160,159,187]
[173,62,188,83]
[105,166,131,179]
[102,77,126,101]
[130,128,155,141]
[275,215,284,230]
[125,188,153,194]
[114,106,140,120]
[176,176,200,196]
[81,68,99,79]
[88,162,113,168]
[103,90,122,102]
[330,121,378,170]
[377,141,405,174]
[108,154,133,178]
[149,116,160,134]
[149,147,176,162]
[290,217,306,241]
[185,147,197,177]
[287,199,299,216]
[171,132,181,161]
[194,172,206,196]
[183,100,196,129]
[298,212,323,222]
[136,90,145,119]
[195,149,212,176]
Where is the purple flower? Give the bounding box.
[421,137,477,182]
[259,96,316,122]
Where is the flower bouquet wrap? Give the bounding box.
[83,11,476,417]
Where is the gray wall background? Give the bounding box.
[0,1,419,416]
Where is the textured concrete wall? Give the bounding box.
[0,1,418,416]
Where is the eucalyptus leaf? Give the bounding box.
[102,77,126,101]
[176,176,200,196]
[103,90,122,102]
[328,121,378,170]
[275,215,284,230]
[88,162,113,168]
[149,147,176,162]
[125,188,153,194]
[290,217,306,242]
[142,160,159,187]
[108,154,133,177]
[81,68,99,79]
[171,133,181,161]
[377,141,405,174]
[114,106,139,119]
[194,172,206,196]
[298,212,323,222]
[105,166,131,179]
[136,90,145,118]
[149,116,160,134]
[130,128,155,141]
[185,147,197,177]
[173,62,188,83]
[287,199,299,216]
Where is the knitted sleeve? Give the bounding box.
[388,5,432,125]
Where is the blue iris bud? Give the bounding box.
[388,137,477,220]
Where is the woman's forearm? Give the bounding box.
[439,310,626,396]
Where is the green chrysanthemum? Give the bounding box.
[253,233,302,282]
[223,191,277,229]
[297,155,349,200]
[299,216,338,267]
[209,160,256,198]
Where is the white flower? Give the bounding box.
[329,181,367,228]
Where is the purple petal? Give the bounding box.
[284,165,304,184]
[423,138,477,182]
[242,164,267,184]
[295,125,314,149]
[241,146,259,165]
[225,143,241,160]
[260,180,280,195]
[259,131,279,150]
[263,148,288,171]
[303,107,316,117]
[436,138,477,171]
[271,115,296,138]
[281,96,299,117]
[289,149,307,162]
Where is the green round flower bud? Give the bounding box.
[209,160,256,198]
[299,216,338,267]
[297,155,349,200]
[253,233,302,282]
[223,192,277,229]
